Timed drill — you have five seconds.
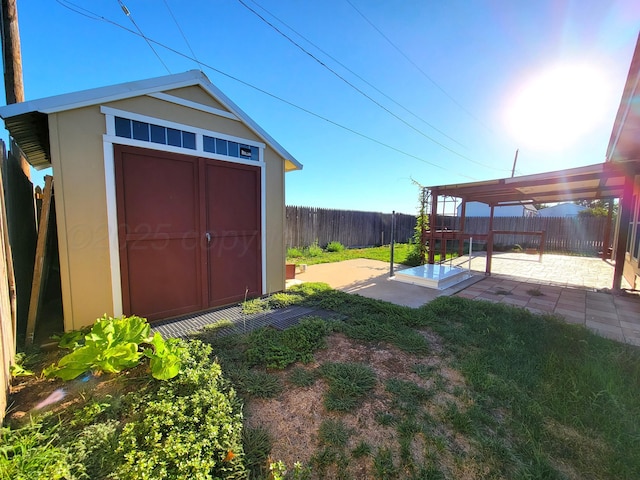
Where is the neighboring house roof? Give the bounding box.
[607,32,640,163]
[537,203,588,217]
[0,69,302,172]
[457,201,538,217]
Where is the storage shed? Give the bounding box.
[0,70,302,330]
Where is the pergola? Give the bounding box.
[424,159,640,290]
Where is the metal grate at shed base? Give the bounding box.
[152,304,343,339]
[393,264,473,290]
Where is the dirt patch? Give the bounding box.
[245,332,486,478]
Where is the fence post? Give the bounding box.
[389,211,395,277]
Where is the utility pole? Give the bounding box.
[1,0,29,177]
[511,148,519,178]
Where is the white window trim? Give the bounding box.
[102,107,267,316]
[146,92,240,122]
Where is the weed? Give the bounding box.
[373,447,398,479]
[267,292,302,309]
[318,419,352,448]
[493,288,512,295]
[386,378,432,415]
[411,363,436,379]
[352,441,372,458]
[305,241,323,257]
[319,362,376,412]
[243,426,271,479]
[375,411,397,427]
[242,298,269,315]
[246,318,330,369]
[287,247,305,258]
[526,287,544,296]
[326,241,345,252]
[0,420,85,479]
[288,367,317,387]
[202,318,234,333]
[231,368,283,398]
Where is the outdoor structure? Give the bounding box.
[456,201,537,217]
[537,203,588,217]
[420,35,640,291]
[607,33,640,290]
[0,70,302,331]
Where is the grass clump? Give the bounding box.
[288,366,317,387]
[242,298,269,315]
[306,241,323,257]
[267,292,302,309]
[326,241,345,252]
[319,362,376,411]
[0,421,85,479]
[242,426,272,479]
[246,317,331,369]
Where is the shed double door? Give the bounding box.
[115,145,261,321]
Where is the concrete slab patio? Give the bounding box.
[291,255,640,347]
[291,258,482,308]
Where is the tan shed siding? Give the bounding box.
[49,107,114,330]
[265,147,286,293]
[50,88,288,330]
[163,86,228,111]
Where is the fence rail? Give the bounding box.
[436,215,613,254]
[286,206,416,249]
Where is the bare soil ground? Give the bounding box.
[245,332,491,479]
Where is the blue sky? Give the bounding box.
[2,0,639,215]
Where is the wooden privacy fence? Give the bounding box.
[450,216,614,253]
[286,206,416,248]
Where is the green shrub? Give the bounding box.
[287,247,305,258]
[326,241,345,252]
[305,241,323,257]
[113,340,246,479]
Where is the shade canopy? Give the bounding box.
[426,161,638,206]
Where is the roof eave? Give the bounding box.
[0,70,303,171]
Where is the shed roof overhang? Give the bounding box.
[0,70,303,172]
[606,32,640,165]
[426,160,638,206]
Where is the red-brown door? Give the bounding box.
[204,160,262,307]
[115,145,261,321]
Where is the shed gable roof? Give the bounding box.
[0,70,302,171]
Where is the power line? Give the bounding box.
[246,0,466,150]
[237,0,509,173]
[117,0,171,74]
[162,0,202,70]
[54,0,478,180]
[344,0,494,134]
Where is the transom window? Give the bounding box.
[113,116,259,161]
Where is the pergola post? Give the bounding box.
[458,200,466,256]
[428,189,438,264]
[485,204,495,275]
[612,176,634,290]
[602,198,614,260]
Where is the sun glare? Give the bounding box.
[504,63,610,151]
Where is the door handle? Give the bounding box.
[205,232,211,243]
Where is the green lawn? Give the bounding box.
[4,284,639,479]
[286,243,453,266]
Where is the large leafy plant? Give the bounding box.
[44,315,183,381]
